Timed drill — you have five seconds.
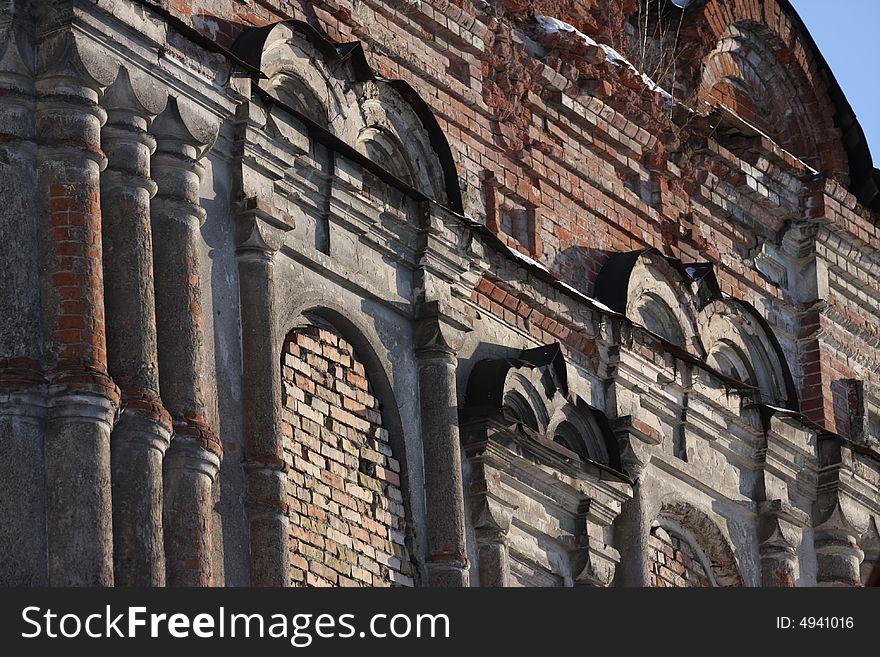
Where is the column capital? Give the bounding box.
[471,489,516,539]
[414,301,469,358]
[103,66,168,119]
[151,96,219,155]
[814,499,867,587]
[759,499,808,552]
[36,28,118,91]
[235,196,295,257]
[571,498,620,587]
[758,500,808,586]
[570,541,619,587]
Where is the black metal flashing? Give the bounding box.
[573,397,623,473]
[592,249,651,314]
[463,343,568,413]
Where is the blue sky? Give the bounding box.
[791,0,880,162]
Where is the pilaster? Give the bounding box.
[101,66,171,586]
[151,96,222,586]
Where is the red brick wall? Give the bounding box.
[649,525,713,588]
[150,0,880,437]
[281,326,413,587]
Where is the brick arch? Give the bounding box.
[651,499,744,587]
[699,21,827,172]
[280,314,415,587]
[676,0,851,184]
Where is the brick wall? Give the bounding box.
[281,325,413,587]
[649,525,712,588]
[148,0,880,439]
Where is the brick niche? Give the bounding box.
[281,325,413,586]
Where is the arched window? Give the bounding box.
[649,521,717,587]
[647,502,744,587]
[280,323,414,587]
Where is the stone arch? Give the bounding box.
[279,307,415,586]
[231,20,464,213]
[698,298,797,408]
[699,21,825,170]
[594,249,704,356]
[463,344,621,471]
[667,0,876,201]
[356,80,450,203]
[650,499,743,587]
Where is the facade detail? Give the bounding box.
[0,0,878,588]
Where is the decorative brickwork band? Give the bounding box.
[150,97,221,587]
[36,26,120,586]
[101,67,172,586]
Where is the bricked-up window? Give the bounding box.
[281,325,413,587]
[648,524,715,587]
[497,191,536,254]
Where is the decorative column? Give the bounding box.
[235,197,293,586]
[0,3,46,586]
[101,68,171,586]
[758,500,807,587]
[469,459,515,587]
[612,435,652,586]
[415,307,470,587]
[36,28,119,586]
[814,501,865,587]
[150,98,221,587]
[572,499,621,587]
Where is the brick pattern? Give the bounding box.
[281,326,413,587]
[649,526,713,588]
[471,274,597,372]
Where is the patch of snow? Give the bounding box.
[505,245,550,273]
[535,14,674,105]
[762,404,796,414]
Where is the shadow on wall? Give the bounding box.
[201,163,250,587]
[831,378,862,441]
[550,246,613,294]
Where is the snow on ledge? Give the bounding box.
[535,15,674,105]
